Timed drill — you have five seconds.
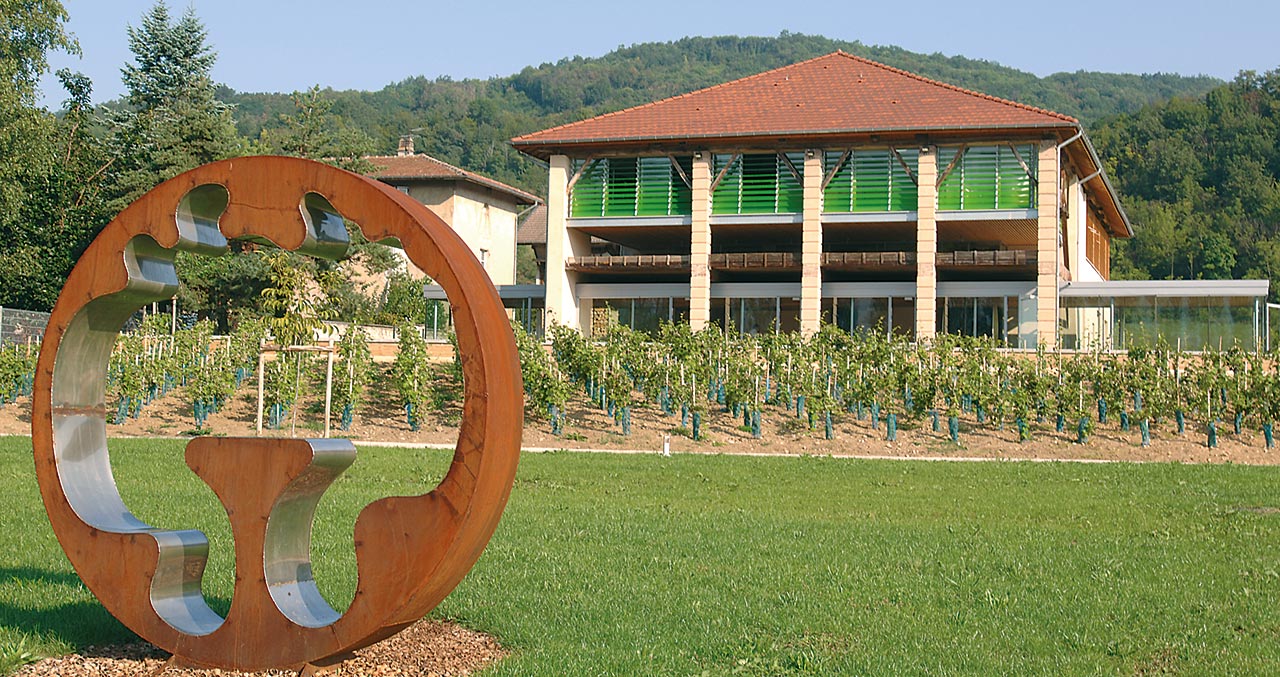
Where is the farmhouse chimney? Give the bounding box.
[397,135,415,156]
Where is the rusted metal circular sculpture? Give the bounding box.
[31,156,523,672]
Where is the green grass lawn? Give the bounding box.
[2,436,1279,675]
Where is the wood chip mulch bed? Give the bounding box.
[14,620,506,677]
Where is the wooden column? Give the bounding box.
[689,152,712,331]
[915,146,938,341]
[1036,141,1061,348]
[801,150,823,335]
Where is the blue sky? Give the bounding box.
[37,0,1280,109]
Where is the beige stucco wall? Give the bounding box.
[545,156,592,332]
[398,182,521,286]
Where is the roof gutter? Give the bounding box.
[1055,128,1084,151]
[1056,124,1134,238]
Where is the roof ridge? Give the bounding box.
[830,51,1078,124]
[512,52,842,143]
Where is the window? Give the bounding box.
[937,144,1037,210]
[823,149,919,212]
[1086,209,1110,277]
[479,249,488,268]
[570,157,693,218]
[711,153,805,215]
[936,296,1020,345]
[591,298,673,336]
[830,297,916,339]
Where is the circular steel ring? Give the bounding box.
[31,156,523,671]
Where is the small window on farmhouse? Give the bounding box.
[936,144,1037,211]
[711,153,805,215]
[569,157,693,218]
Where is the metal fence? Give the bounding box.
[0,306,50,348]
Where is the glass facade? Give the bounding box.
[1061,295,1263,351]
[936,296,1022,346]
[830,297,916,338]
[707,297,802,334]
[591,298,673,335]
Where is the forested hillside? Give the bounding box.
[1094,70,1280,287]
[3,0,1267,316]
[223,33,1222,196]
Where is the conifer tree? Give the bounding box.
[105,1,243,212]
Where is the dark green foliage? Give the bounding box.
[223,34,1222,198]
[1095,70,1280,295]
[260,85,376,173]
[0,2,106,311]
[103,1,244,214]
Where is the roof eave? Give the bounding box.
[1062,126,1134,239]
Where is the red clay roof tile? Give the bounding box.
[366,154,540,205]
[516,204,546,245]
[511,51,1076,149]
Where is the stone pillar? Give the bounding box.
[689,152,712,331]
[915,146,938,341]
[1036,141,1061,348]
[545,155,592,333]
[801,150,823,335]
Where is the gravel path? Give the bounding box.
[13,620,506,677]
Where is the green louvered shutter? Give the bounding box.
[852,150,890,212]
[822,151,854,212]
[776,153,805,213]
[603,158,638,216]
[739,154,778,214]
[962,146,999,210]
[712,153,803,214]
[996,144,1036,209]
[712,154,743,214]
[937,148,962,210]
[570,159,607,217]
[671,156,693,215]
[888,149,919,211]
[823,149,918,212]
[635,157,672,216]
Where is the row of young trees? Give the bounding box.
[512,320,1280,449]
[103,313,376,434]
[0,342,38,407]
[43,309,1280,453]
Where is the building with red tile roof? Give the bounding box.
[512,52,1266,350]
[366,146,539,286]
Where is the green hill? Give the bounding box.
[221,33,1223,197]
